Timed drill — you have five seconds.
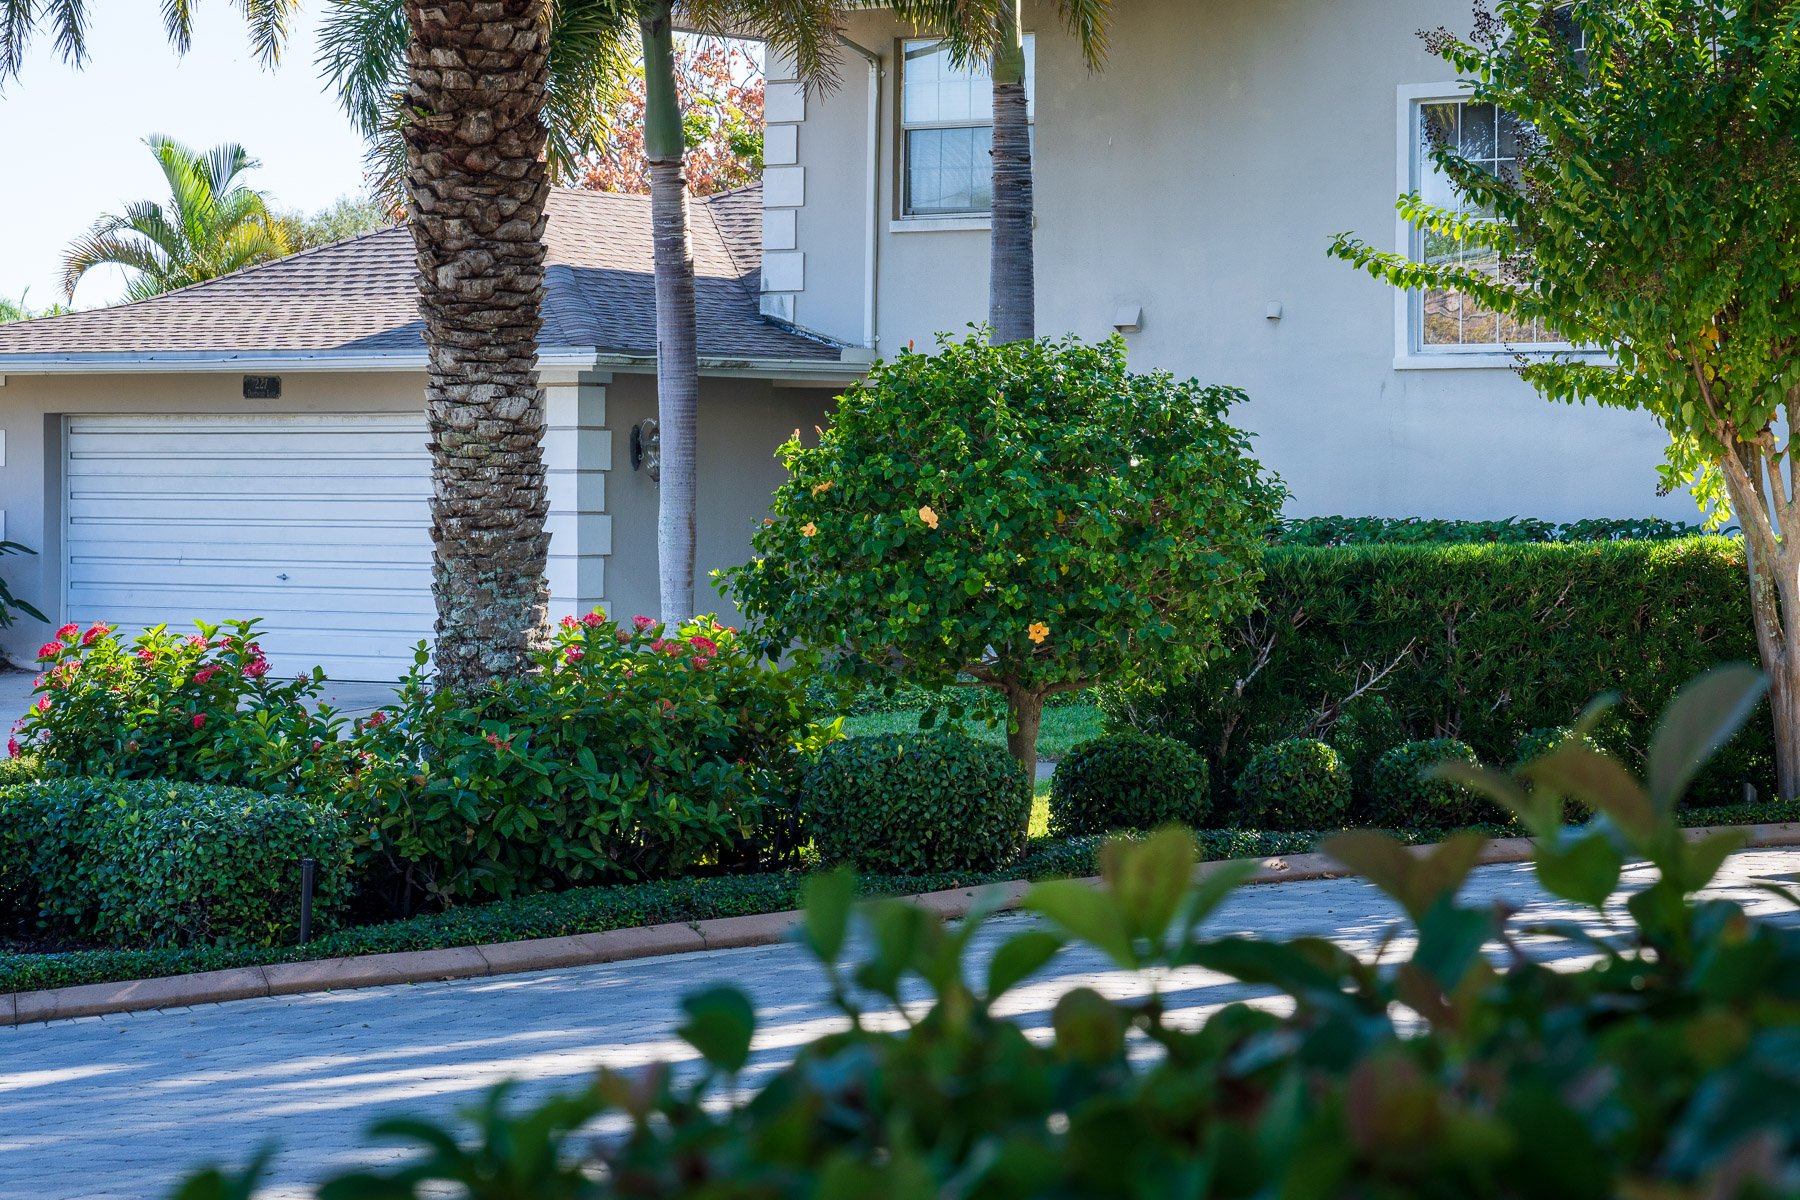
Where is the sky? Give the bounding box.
[0,1,371,309]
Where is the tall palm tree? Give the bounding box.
[62,137,292,302]
[325,0,846,625]
[888,0,1117,343]
[6,0,572,690]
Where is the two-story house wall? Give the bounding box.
[758,0,1689,521]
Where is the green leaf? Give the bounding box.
[1646,664,1767,812]
[1534,830,1624,910]
[1524,744,1654,842]
[801,868,856,963]
[677,985,756,1073]
[1025,879,1136,970]
[1102,827,1196,946]
[985,929,1064,998]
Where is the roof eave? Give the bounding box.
[0,347,869,381]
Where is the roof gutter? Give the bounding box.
[0,348,868,381]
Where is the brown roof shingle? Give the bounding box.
[0,184,842,365]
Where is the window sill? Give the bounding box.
[1393,351,1609,371]
[889,215,992,233]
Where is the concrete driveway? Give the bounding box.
[4,850,1798,1200]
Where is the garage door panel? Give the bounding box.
[66,413,436,680]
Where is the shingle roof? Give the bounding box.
[0,183,844,365]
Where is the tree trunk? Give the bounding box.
[641,6,700,625]
[1743,516,1800,800]
[988,0,1034,344]
[1005,685,1045,783]
[402,0,552,692]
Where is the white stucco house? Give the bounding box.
[0,0,1690,678]
[0,187,863,677]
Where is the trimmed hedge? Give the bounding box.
[7,800,1798,997]
[1232,738,1351,830]
[1371,738,1485,827]
[1105,539,1769,805]
[802,733,1031,872]
[1049,732,1209,836]
[0,779,353,949]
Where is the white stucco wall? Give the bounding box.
[774,0,1692,523]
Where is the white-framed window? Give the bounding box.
[899,36,1035,218]
[1396,84,1572,363]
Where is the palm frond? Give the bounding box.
[316,0,410,138]
[684,0,847,89]
[1056,0,1111,70]
[234,0,298,66]
[62,229,171,299]
[544,0,637,177]
[161,0,196,54]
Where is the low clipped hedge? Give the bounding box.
[0,778,353,949]
[1105,539,1768,805]
[1232,738,1351,830]
[1049,732,1209,837]
[802,732,1031,872]
[6,798,1799,997]
[1371,738,1485,827]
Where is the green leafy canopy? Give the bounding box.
[723,332,1286,703]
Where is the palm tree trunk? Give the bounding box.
[988,0,1034,344]
[403,0,553,691]
[642,2,701,624]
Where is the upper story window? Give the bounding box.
[900,36,1036,218]
[1406,94,1567,355]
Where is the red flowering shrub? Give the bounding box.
[343,612,833,909]
[14,618,352,795]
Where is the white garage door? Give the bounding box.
[65,413,434,681]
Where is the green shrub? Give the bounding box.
[802,732,1030,872]
[1512,724,1606,769]
[13,617,352,794]
[344,613,829,909]
[1275,514,1716,546]
[1048,732,1209,836]
[1231,737,1350,830]
[0,778,352,948]
[1105,539,1767,804]
[1372,738,1485,827]
[0,752,44,786]
[188,669,1800,1200]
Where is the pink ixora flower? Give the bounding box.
[687,634,718,656]
[80,623,110,646]
[691,655,713,670]
[560,615,580,631]
[6,739,18,758]
[137,648,156,663]
[191,713,206,730]
[187,635,208,649]
[365,711,387,727]
[565,648,584,663]
[55,623,79,641]
[35,643,58,662]
[242,658,270,679]
[616,629,632,643]
[632,615,656,631]
[193,665,220,685]
[34,696,50,713]
[581,611,606,628]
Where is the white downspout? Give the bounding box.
[838,36,883,353]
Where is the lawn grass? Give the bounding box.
[843,703,1105,763]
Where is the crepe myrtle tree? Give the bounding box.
[724,332,1284,779]
[1329,0,1800,797]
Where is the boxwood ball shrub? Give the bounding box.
[1049,732,1209,836]
[725,331,1284,781]
[1372,738,1486,827]
[802,732,1031,873]
[0,778,352,948]
[1232,737,1350,830]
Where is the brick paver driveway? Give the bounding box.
[4,851,1797,1200]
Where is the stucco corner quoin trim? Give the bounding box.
[5,821,1800,1026]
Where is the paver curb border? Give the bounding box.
[7,821,1800,1026]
